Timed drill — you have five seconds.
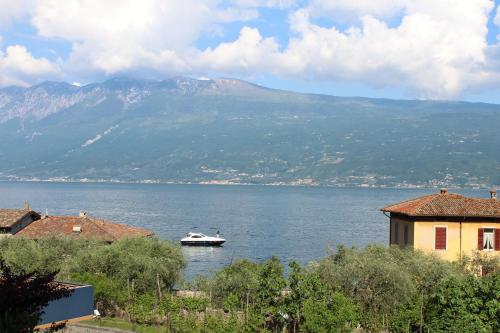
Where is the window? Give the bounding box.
[483,228,494,251]
[434,227,447,250]
[404,224,409,245]
[394,222,399,244]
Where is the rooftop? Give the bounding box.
[15,215,154,242]
[0,209,40,228]
[381,190,500,218]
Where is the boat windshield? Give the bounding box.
[188,233,207,238]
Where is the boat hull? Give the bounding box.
[180,240,225,246]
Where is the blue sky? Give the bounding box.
[1,0,500,103]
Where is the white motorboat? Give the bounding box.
[180,232,225,246]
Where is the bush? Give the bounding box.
[70,272,127,315]
[0,236,185,312]
[301,292,360,333]
[425,272,500,333]
[194,259,260,309]
[0,236,100,274]
[68,237,185,293]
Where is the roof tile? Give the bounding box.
[15,215,154,242]
[0,209,38,228]
[381,192,500,218]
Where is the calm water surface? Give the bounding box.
[0,182,487,279]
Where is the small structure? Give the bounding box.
[381,189,500,261]
[15,214,154,242]
[35,282,94,330]
[0,202,41,235]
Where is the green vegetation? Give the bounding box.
[1,237,499,332]
[191,246,499,333]
[0,258,72,333]
[0,236,185,316]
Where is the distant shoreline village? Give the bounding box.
[0,177,496,190]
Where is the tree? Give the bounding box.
[425,273,500,333]
[194,259,261,309]
[69,237,185,294]
[0,259,73,333]
[257,256,287,332]
[301,292,360,333]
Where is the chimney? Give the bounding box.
[79,211,87,218]
[41,208,49,219]
[440,188,448,195]
[23,201,31,210]
[490,189,497,200]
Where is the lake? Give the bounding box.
[0,182,487,279]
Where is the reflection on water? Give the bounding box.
[181,246,228,275]
[0,182,488,280]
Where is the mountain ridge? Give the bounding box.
[0,77,499,188]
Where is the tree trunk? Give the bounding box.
[156,273,162,300]
[419,291,424,333]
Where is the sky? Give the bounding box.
[1,0,500,103]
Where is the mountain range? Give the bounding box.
[0,77,499,188]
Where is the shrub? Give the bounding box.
[194,259,260,309]
[68,237,185,293]
[425,272,500,333]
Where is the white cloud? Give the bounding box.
[199,27,280,74]
[0,0,35,26]
[30,0,260,77]
[0,0,500,99]
[190,0,497,98]
[0,42,60,86]
[273,0,495,98]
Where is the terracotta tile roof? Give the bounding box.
[15,215,154,242]
[0,209,40,228]
[381,192,500,218]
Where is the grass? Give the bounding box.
[81,317,167,333]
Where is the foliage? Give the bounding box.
[70,272,127,314]
[301,292,359,333]
[3,236,499,332]
[256,256,287,331]
[0,236,100,274]
[0,258,73,333]
[0,236,185,317]
[193,259,260,309]
[314,245,465,331]
[425,272,500,333]
[458,251,500,276]
[68,236,185,293]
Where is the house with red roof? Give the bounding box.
[0,202,41,235]
[15,211,153,242]
[381,189,500,261]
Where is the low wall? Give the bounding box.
[63,324,135,333]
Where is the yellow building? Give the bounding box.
[381,189,500,261]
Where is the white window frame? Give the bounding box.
[481,227,495,252]
[433,225,448,251]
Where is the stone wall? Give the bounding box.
[62,324,135,333]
